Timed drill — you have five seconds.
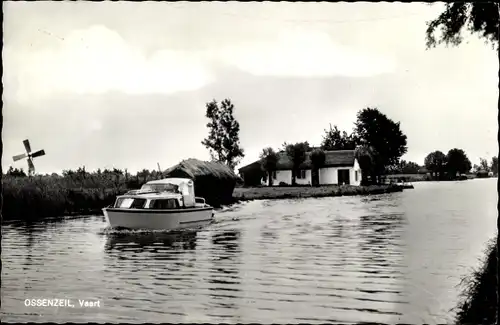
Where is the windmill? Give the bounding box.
[12,139,45,176]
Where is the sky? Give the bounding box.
[2,2,498,175]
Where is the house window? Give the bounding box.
[272,171,277,179]
[355,171,359,181]
[297,170,306,179]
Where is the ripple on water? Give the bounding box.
[2,181,498,324]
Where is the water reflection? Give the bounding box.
[104,230,198,252]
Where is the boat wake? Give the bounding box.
[98,224,210,236]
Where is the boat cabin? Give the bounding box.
[112,178,206,210]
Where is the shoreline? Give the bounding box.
[2,184,403,222]
[232,184,404,202]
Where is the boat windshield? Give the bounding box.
[115,198,147,209]
[141,183,179,193]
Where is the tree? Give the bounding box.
[491,156,498,176]
[201,99,245,170]
[321,124,359,150]
[388,160,421,175]
[354,107,408,181]
[310,149,326,186]
[446,148,472,178]
[424,151,447,180]
[137,169,151,184]
[259,147,279,186]
[284,142,310,185]
[479,157,491,172]
[354,145,377,185]
[426,3,499,51]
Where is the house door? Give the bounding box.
[337,169,350,185]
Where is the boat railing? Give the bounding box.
[125,189,162,195]
[195,197,206,205]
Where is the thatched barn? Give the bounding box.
[163,158,240,207]
[238,160,266,186]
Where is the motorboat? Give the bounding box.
[102,178,214,230]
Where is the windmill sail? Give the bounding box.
[23,139,32,153]
[13,153,27,161]
[31,149,45,158]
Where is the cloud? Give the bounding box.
[214,27,397,77]
[4,22,398,106]
[4,25,215,103]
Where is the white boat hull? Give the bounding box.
[102,207,214,230]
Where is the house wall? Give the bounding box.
[319,167,338,185]
[295,169,312,185]
[318,159,362,186]
[350,158,362,186]
[267,159,362,186]
[274,170,292,185]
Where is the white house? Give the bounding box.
[239,150,362,186]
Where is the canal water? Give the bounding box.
[1,179,497,324]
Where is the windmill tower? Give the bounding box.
[12,139,46,176]
[157,162,163,179]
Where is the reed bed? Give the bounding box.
[454,235,498,324]
[2,174,129,221]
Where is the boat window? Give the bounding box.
[130,198,147,209]
[114,198,146,208]
[115,198,133,208]
[141,183,179,193]
[149,199,179,209]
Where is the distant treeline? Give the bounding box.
[423,150,497,180]
[2,166,166,221]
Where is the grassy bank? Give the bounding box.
[454,236,497,324]
[232,184,403,202]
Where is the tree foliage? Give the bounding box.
[310,148,326,186]
[479,157,491,172]
[201,99,245,170]
[426,3,499,50]
[446,148,472,176]
[354,107,408,174]
[389,160,421,175]
[284,141,310,185]
[310,149,326,170]
[491,156,498,175]
[6,166,27,177]
[321,124,359,150]
[259,147,279,186]
[424,150,447,179]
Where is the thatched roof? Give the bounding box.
[164,158,239,180]
[239,150,356,171]
[238,160,263,173]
